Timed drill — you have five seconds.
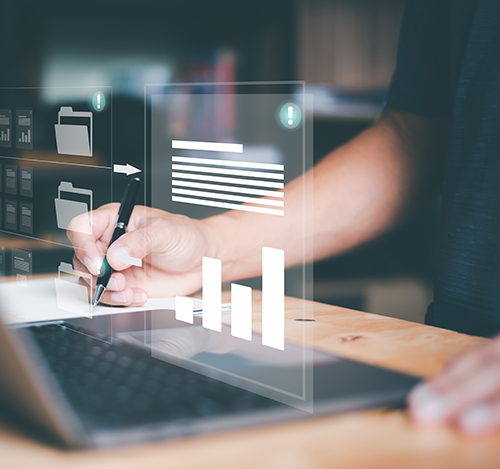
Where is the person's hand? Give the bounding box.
[68,204,212,306]
[408,334,500,435]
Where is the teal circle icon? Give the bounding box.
[92,91,107,113]
[277,102,302,130]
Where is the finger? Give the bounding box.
[105,273,127,292]
[67,204,121,275]
[73,254,89,276]
[106,223,162,271]
[78,276,93,298]
[440,359,500,416]
[458,397,500,436]
[408,342,500,426]
[78,275,92,290]
[97,287,148,307]
[431,343,492,393]
[408,382,450,426]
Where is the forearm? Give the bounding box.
[203,108,448,282]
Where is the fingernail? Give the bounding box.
[107,277,119,290]
[134,291,147,304]
[112,247,131,268]
[460,404,491,434]
[84,257,97,275]
[111,291,128,303]
[409,384,450,425]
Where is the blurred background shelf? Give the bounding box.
[0,0,438,323]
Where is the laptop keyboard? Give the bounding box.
[28,323,282,430]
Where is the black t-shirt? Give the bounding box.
[386,0,500,337]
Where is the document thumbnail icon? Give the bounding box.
[54,106,93,157]
[54,181,93,234]
[55,262,92,318]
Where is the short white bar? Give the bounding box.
[231,284,252,341]
[172,156,284,171]
[172,140,243,153]
[175,296,194,324]
[202,257,222,332]
[172,196,284,216]
[262,247,285,350]
[116,253,142,267]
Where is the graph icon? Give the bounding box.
[16,109,33,150]
[0,109,12,148]
[175,246,285,350]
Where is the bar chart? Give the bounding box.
[175,246,285,350]
[16,109,33,150]
[0,109,12,148]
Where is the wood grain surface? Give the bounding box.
[0,291,498,469]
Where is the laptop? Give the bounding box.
[0,308,420,449]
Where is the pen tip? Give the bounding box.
[93,284,106,307]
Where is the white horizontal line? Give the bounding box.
[172,156,284,171]
[172,180,284,198]
[172,164,284,180]
[172,196,284,216]
[172,140,243,153]
[172,189,284,207]
[116,254,142,267]
[172,173,284,189]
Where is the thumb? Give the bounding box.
[106,226,158,270]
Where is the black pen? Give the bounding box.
[93,177,142,306]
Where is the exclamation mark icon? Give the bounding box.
[287,106,293,126]
[93,91,106,112]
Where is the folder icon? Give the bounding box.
[54,181,93,234]
[54,106,93,157]
[54,262,92,318]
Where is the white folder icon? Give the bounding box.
[54,106,93,157]
[54,181,93,234]
[54,262,92,318]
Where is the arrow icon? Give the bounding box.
[113,164,141,176]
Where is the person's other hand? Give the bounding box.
[408,334,500,435]
[68,204,212,306]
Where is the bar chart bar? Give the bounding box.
[231,283,252,341]
[202,257,222,332]
[262,247,285,350]
[175,296,194,324]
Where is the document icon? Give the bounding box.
[54,262,92,318]
[54,181,93,234]
[54,106,93,157]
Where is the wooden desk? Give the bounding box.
[1,293,498,469]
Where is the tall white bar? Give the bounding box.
[231,283,252,341]
[262,247,285,350]
[202,257,222,332]
[175,296,194,324]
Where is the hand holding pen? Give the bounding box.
[69,181,211,307]
[93,177,142,306]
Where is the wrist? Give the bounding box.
[199,212,257,283]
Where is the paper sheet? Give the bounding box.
[0,277,205,325]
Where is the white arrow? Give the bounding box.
[113,164,141,176]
